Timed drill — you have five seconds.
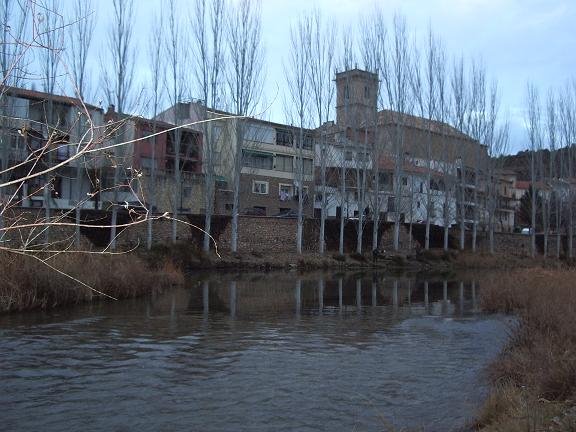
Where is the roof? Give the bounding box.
[379,155,443,177]
[180,101,316,134]
[378,109,474,142]
[4,86,103,112]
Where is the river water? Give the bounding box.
[0,271,510,432]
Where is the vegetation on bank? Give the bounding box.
[476,268,576,431]
[0,252,184,313]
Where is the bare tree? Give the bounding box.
[38,0,64,244]
[145,8,164,250]
[67,0,95,248]
[378,14,412,251]
[450,55,468,251]
[337,27,355,254]
[557,84,573,257]
[226,0,264,253]
[546,91,561,258]
[163,0,188,244]
[411,28,440,250]
[525,83,543,257]
[285,14,310,254]
[360,11,382,253]
[0,0,29,238]
[191,0,225,252]
[100,0,136,250]
[466,61,484,252]
[308,9,335,255]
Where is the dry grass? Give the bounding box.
[0,252,184,313]
[476,268,576,431]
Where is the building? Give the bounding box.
[102,106,204,214]
[0,86,105,210]
[315,68,482,229]
[158,102,315,217]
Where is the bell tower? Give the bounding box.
[335,68,379,127]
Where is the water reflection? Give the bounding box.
[187,274,482,323]
[0,271,504,432]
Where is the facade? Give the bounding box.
[159,102,315,217]
[103,106,204,214]
[315,68,475,229]
[0,87,105,210]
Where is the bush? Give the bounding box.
[477,268,576,430]
[0,251,184,313]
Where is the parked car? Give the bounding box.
[521,227,533,235]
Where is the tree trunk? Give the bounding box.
[231,120,243,253]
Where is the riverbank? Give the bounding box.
[142,243,564,273]
[475,268,576,431]
[0,252,184,313]
[0,243,568,314]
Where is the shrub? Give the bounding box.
[0,251,184,313]
[477,268,576,430]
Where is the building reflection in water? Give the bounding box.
[185,273,480,323]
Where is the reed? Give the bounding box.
[0,252,184,313]
[476,268,576,430]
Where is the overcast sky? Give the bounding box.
[80,0,575,154]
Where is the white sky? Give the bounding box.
[76,0,576,153]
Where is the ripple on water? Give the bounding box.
[0,273,508,432]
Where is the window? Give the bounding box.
[183,187,192,198]
[419,182,424,193]
[252,180,269,194]
[344,151,353,161]
[303,158,313,175]
[243,150,273,170]
[295,133,314,150]
[141,157,156,175]
[279,183,293,201]
[276,129,293,146]
[417,201,421,209]
[344,84,350,99]
[402,177,408,186]
[387,196,396,212]
[294,158,313,175]
[275,154,293,172]
[364,85,369,98]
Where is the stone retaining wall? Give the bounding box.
[0,207,565,257]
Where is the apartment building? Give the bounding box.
[0,87,105,210]
[159,102,315,217]
[103,106,204,214]
[316,68,473,228]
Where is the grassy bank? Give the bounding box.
[476,268,576,431]
[0,252,184,313]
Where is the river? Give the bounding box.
[0,271,510,432]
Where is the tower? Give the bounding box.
[335,68,379,128]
